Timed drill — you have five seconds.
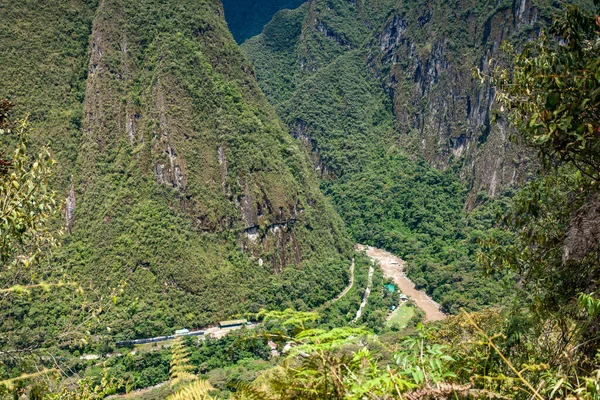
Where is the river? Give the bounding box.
[356,244,445,322]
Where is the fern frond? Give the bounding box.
[169,337,196,388]
[167,379,215,400]
[257,309,320,330]
[233,382,275,400]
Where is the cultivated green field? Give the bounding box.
[386,305,415,328]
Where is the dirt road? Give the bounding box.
[356,244,445,322]
[352,263,374,322]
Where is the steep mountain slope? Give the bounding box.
[243,0,564,201]
[241,0,575,311]
[371,0,543,200]
[0,0,95,190]
[0,0,351,341]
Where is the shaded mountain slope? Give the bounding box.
[242,0,588,201]
[222,0,305,43]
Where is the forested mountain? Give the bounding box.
[0,0,352,343]
[242,0,589,312]
[1,0,599,398]
[243,0,561,201]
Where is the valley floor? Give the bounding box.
[356,244,445,322]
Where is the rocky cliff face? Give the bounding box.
[77,0,318,254]
[240,0,577,312]
[0,0,351,335]
[243,0,564,205]
[373,0,545,204]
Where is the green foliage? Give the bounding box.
[170,338,196,388]
[236,311,496,399]
[205,358,272,394]
[259,308,320,331]
[320,255,399,332]
[87,329,271,396]
[483,1,600,366]
[166,337,218,400]
[168,379,215,400]
[4,0,600,398]
[240,310,600,399]
[0,0,353,356]
[0,109,59,267]
[0,1,95,190]
[241,5,308,105]
[493,3,600,180]
[386,304,417,330]
[229,3,600,397]
[0,105,74,395]
[246,29,514,313]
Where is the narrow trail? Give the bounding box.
[356,244,445,322]
[353,263,374,322]
[331,258,355,304]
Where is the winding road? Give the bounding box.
[353,263,374,322]
[356,244,445,322]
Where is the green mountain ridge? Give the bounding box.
[1,0,599,397]
[243,0,568,201]
[0,0,351,343]
[240,0,591,312]
[222,0,305,43]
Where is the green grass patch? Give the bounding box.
[386,305,415,328]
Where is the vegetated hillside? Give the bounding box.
[222,0,305,43]
[241,0,575,312]
[244,0,570,201]
[0,0,352,343]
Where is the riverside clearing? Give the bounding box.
[356,244,446,322]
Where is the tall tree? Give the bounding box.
[0,99,61,395]
[0,102,119,396]
[0,100,58,267]
[483,0,600,366]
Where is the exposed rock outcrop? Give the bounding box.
[69,0,350,278]
[0,0,353,335]
[373,0,542,205]
[564,193,600,264]
[65,181,76,232]
[244,0,555,205]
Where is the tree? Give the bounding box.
[0,99,59,269]
[492,2,600,180]
[481,1,600,367]
[0,101,120,396]
[0,100,62,394]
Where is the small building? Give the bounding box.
[399,294,408,302]
[218,319,247,329]
[267,340,279,356]
[384,283,396,293]
[175,328,190,336]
